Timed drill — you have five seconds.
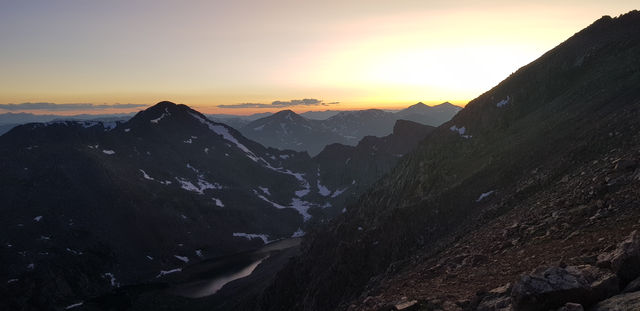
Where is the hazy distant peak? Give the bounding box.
[274,109,297,116]
[409,102,428,108]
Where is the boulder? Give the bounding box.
[597,231,640,284]
[590,291,640,311]
[511,265,618,311]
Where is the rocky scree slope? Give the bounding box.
[260,10,640,311]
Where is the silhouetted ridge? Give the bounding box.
[260,10,640,311]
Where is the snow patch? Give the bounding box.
[34,216,43,222]
[102,149,115,155]
[156,268,182,278]
[176,177,222,194]
[449,125,472,139]
[7,279,18,284]
[279,154,290,159]
[186,163,199,173]
[254,190,287,209]
[331,188,347,198]
[66,248,83,255]
[317,180,331,197]
[476,190,495,202]
[212,197,224,207]
[150,108,170,123]
[189,113,261,162]
[140,169,154,180]
[174,255,189,263]
[65,302,84,310]
[289,198,312,221]
[496,96,510,108]
[291,228,305,238]
[233,232,271,244]
[140,169,172,185]
[103,272,119,287]
[259,186,271,196]
[195,250,203,258]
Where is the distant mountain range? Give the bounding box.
[0,112,135,135]
[239,102,460,155]
[0,101,434,309]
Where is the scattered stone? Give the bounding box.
[394,299,418,310]
[477,283,513,311]
[597,231,640,284]
[511,265,618,311]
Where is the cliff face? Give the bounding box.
[260,10,640,311]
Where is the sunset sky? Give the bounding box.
[1,1,637,115]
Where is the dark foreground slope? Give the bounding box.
[261,11,640,311]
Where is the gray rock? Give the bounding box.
[614,159,637,171]
[511,265,619,311]
[622,276,640,293]
[477,283,513,311]
[590,291,640,311]
[597,231,640,284]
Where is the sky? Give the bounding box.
[0,0,637,115]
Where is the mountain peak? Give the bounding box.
[127,100,203,128]
[272,109,304,121]
[274,109,296,116]
[154,100,178,108]
[410,102,428,108]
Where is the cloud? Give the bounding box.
[0,102,148,111]
[217,98,339,109]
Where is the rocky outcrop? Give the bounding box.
[597,231,640,285]
[510,265,618,311]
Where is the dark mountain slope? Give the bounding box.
[261,10,640,311]
[240,110,344,156]
[312,120,435,219]
[0,102,320,309]
[0,101,437,310]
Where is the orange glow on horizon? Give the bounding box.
[1,2,638,115]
